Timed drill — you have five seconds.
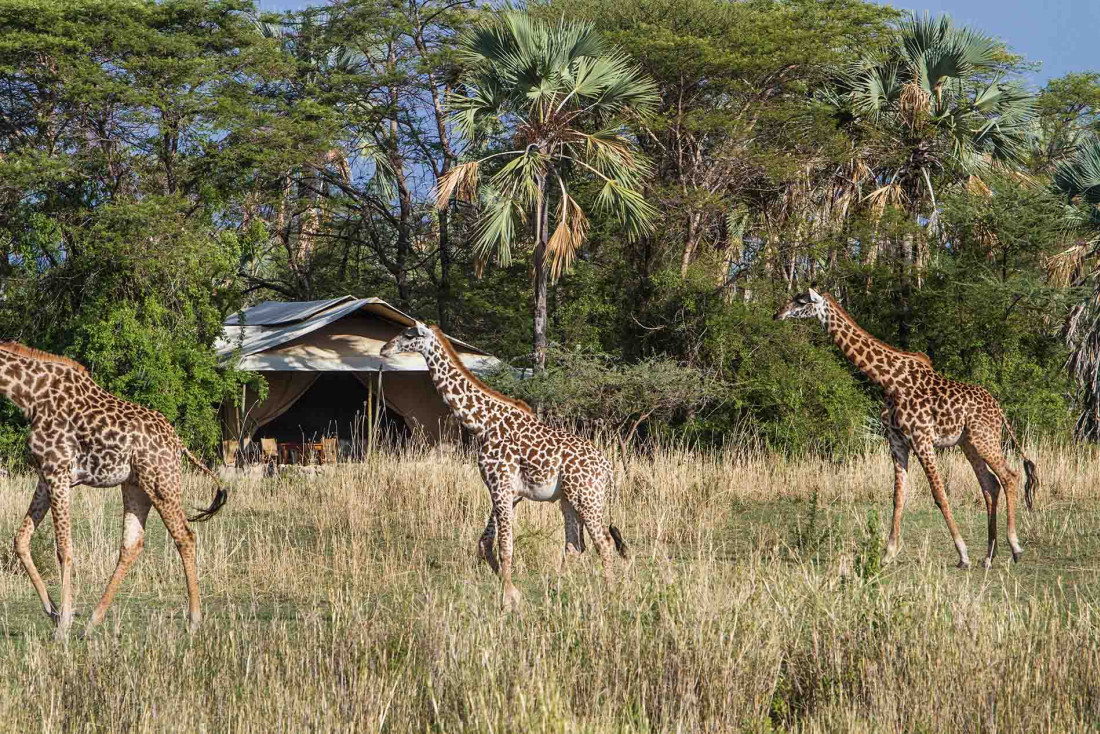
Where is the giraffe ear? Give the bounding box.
[808,288,823,304]
[415,321,431,337]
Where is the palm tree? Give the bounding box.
[1053,137,1100,440]
[437,11,657,369]
[825,12,1035,344]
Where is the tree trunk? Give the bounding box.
[388,42,412,307]
[898,231,914,349]
[437,208,452,330]
[679,210,702,278]
[533,172,550,371]
[411,7,456,331]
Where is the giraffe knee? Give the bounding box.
[173,527,196,552]
[13,527,31,557]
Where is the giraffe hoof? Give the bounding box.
[1011,550,1023,564]
[982,558,993,570]
[956,560,970,570]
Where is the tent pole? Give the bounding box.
[367,374,374,458]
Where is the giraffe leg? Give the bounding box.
[13,479,59,622]
[87,479,152,631]
[912,439,969,569]
[961,440,1000,569]
[882,411,910,561]
[568,479,620,583]
[145,476,202,631]
[476,511,499,573]
[43,472,77,639]
[969,434,1023,562]
[558,499,585,573]
[495,499,522,611]
[477,497,520,574]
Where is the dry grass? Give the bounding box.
[0,441,1099,732]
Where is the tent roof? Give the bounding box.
[215,296,495,373]
[223,296,357,327]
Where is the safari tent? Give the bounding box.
[215,296,497,461]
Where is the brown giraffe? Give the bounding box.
[381,323,627,609]
[775,289,1037,569]
[1,342,227,637]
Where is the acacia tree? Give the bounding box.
[438,11,657,369]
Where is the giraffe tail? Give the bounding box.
[182,447,229,522]
[1003,418,1038,511]
[609,525,629,559]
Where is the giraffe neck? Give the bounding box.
[0,353,48,417]
[420,338,508,435]
[821,296,923,393]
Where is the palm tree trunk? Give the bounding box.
[534,172,550,371]
[898,231,914,349]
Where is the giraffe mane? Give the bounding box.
[0,341,88,372]
[824,295,933,369]
[429,326,534,415]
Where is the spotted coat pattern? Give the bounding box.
[381,324,627,609]
[1,343,226,637]
[776,291,1037,569]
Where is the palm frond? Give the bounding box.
[472,186,523,269]
[435,160,481,210]
[1055,136,1100,205]
[547,182,590,281]
[596,180,656,239]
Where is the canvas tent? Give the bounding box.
[215,296,497,456]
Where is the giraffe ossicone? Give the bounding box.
[381,324,627,610]
[0,341,226,637]
[776,291,1038,569]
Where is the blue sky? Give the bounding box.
[256,0,1098,86]
[880,1,1099,84]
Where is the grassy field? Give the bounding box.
[0,441,1099,732]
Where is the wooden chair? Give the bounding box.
[260,438,278,467]
[321,437,338,465]
[221,440,237,467]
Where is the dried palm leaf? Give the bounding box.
[435,161,481,210]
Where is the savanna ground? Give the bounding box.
[0,440,1099,732]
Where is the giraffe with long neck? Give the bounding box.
[776,289,1037,569]
[0,342,226,637]
[381,322,627,609]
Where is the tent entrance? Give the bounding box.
[254,372,409,451]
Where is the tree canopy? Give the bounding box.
[0,0,1096,458]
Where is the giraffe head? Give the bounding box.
[380,321,436,358]
[774,289,828,323]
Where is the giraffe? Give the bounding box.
[775,289,1037,569]
[0,342,227,637]
[381,322,627,609]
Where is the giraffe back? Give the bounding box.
[8,354,185,486]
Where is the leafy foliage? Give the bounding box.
[0,0,1092,459]
[488,346,727,448]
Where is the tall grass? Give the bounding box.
[0,441,1098,732]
